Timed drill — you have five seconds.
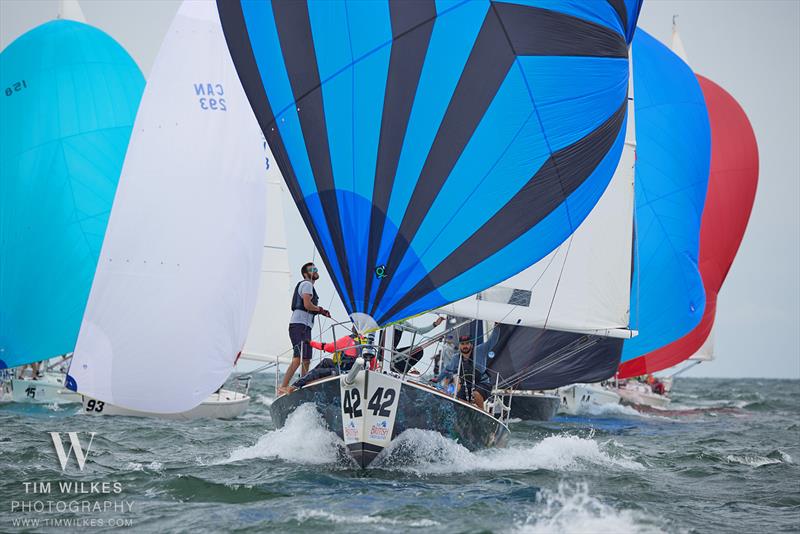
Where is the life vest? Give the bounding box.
[291,280,318,312]
[332,335,365,366]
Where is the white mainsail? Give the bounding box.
[240,162,293,364]
[57,0,86,22]
[670,16,690,63]
[69,0,267,413]
[689,326,715,362]
[438,97,637,339]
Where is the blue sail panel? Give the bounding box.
[621,29,711,362]
[218,0,634,329]
[0,20,144,369]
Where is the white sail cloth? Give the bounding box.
[69,1,267,413]
[439,96,637,339]
[240,162,293,364]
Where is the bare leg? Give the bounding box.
[473,391,486,411]
[280,357,301,389]
[301,360,310,376]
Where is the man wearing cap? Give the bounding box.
[437,327,498,410]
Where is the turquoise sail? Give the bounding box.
[0,20,144,369]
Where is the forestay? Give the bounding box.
[0,17,143,369]
[68,1,267,413]
[217,0,642,330]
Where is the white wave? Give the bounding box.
[374,430,644,474]
[295,509,438,528]
[222,403,343,465]
[516,482,663,534]
[578,402,644,418]
[256,394,274,407]
[125,461,164,472]
[725,451,792,467]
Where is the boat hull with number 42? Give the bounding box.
[271,369,510,469]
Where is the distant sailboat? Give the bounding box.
[67,0,270,418]
[219,0,643,466]
[618,22,759,382]
[0,0,144,403]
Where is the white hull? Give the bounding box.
[80,389,249,420]
[615,382,671,408]
[557,383,620,415]
[4,374,81,404]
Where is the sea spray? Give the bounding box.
[222,403,345,465]
[373,430,644,474]
[516,482,664,534]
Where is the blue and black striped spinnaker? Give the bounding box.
[217,0,642,329]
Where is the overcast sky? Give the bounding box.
[2,0,798,379]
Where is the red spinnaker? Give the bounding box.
[618,75,758,378]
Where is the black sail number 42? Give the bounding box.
[343,388,362,418]
[368,387,396,417]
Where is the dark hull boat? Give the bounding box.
[271,369,510,468]
[504,391,560,421]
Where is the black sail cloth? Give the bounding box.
[487,324,623,390]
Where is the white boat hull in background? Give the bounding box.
[4,373,81,405]
[80,389,249,420]
[615,382,671,409]
[557,383,620,415]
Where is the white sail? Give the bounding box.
[670,16,690,63]
[689,326,715,362]
[57,0,86,22]
[439,70,637,339]
[69,1,267,413]
[240,163,293,364]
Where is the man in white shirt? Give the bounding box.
[278,262,330,395]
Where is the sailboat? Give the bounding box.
[66,1,270,420]
[444,24,716,418]
[617,20,759,387]
[219,0,643,466]
[608,26,713,408]
[0,0,144,404]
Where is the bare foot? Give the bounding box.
[277,386,296,396]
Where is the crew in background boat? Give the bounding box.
[17,360,41,380]
[438,329,499,410]
[279,262,330,395]
[390,316,444,373]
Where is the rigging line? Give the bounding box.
[542,234,574,332]
[499,337,584,385]
[502,336,600,387]
[486,235,575,388]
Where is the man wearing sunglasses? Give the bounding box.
[279,262,331,395]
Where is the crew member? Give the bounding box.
[438,328,499,410]
[278,262,330,395]
[287,330,363,390]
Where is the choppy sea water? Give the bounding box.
[1,377,798,533]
